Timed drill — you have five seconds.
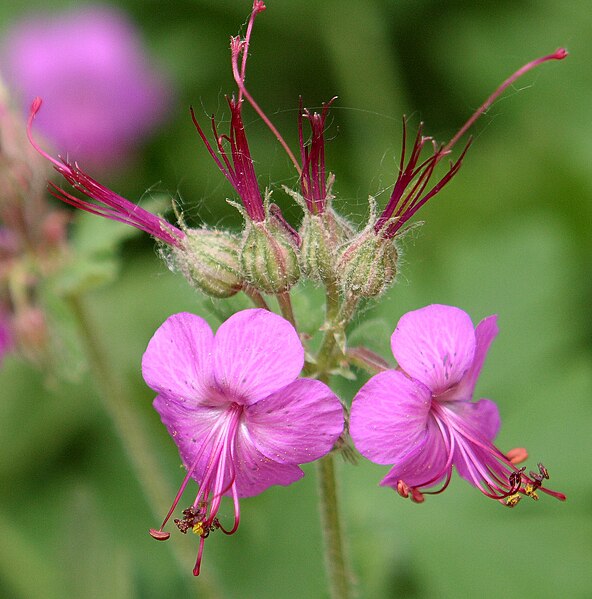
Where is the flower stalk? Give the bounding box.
[317,453,353,599]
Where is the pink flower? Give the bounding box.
[2,5,169,168]
[143,308,344,575]
[350,304,565,506]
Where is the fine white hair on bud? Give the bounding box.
[172,228,244,299]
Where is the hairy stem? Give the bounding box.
[313,291,359,378]
[313,284,357,598]
[243,285,270,310]
[317,453,353,599]
[346,346,391,375]
[276,291,297,329]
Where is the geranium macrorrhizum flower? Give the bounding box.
[350,304,565,506]
[143,308,344,575]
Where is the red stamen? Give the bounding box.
[151,405,244,576]
[28,99,184,247]
[375,48,567,239]
[190,98,265,222]
[299,97,337,214]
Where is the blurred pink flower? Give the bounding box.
[2,5,170,168]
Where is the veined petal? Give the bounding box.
[392,304,476,395]
[213,309,304,405]
[448,398,503,485]
[350,370,432,465]
[245,379,344,464]
[452,398,501,442]
[379,417,449,489]
[152,395,232,482]
[233,425,304,498]
[142,313,215,404]
[443,315,498,401]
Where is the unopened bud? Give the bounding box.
[241,220,300,294]
[338,231,398,298]
[172,229,243,298]
[299,209,353,284]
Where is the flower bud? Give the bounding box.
[299,209,352,285]
[172,229,243,298]
[241,220,300,294]
[338,231,398,298]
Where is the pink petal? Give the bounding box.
[449,398,501,442]
[142,313,215,404]
[245,379,344,464]
[450,398,503,486]
[350,370,432,465]
[232,428,304,498]
[153,395,226,480]
[213,309,304,405]
[391,304,476,395]
[443,315,498,401]
[379,417,449,489]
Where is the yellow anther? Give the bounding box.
[524,483,539,501]
[504,493,522,507]
[192,522,205,536]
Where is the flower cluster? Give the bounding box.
[24,0,567,578]
[26,1,567,304]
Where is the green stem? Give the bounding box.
[317,453,353,599]
[243,285,270,310]
[314,292,359,378]
[313,285,357,598]
[276,291,297,328]
[67,293,223,598]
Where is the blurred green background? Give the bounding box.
[1,1,591,598]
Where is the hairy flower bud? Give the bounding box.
[172,229,243,298]
[299,208,352,285]
[241,219,300,294]
[338,230,398,298]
